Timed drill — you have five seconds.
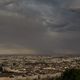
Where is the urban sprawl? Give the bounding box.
[0,55,80,80]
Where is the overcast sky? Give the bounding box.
[0,0,80,55]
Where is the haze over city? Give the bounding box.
[0,0,80,55]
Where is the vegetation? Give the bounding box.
[56,68,80,80]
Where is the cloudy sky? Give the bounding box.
[0,0,80,55]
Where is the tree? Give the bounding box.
[57,68,80,80]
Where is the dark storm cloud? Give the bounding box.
[0,0,80,55]
[6,0,79,32]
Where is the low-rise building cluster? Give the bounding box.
[0,55,80,79]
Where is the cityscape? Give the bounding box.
[0,0,80,80]
[0,55,80,80]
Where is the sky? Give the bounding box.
[0,0,80,55]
